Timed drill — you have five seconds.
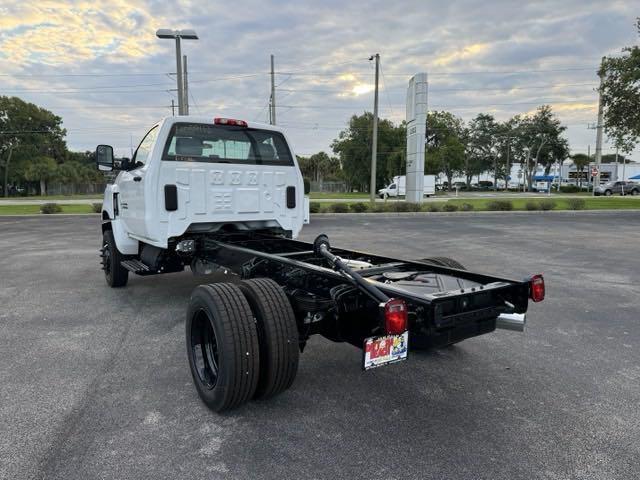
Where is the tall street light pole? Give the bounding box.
[369,53,379,203]
[156,29,198,116]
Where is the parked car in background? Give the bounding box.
[594,181,640,196]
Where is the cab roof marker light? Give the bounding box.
[214,118,248,127]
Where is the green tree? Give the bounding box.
[331,112,405,192]
[508,106,568,190]
[24,156,57,195]
[466,113,504,188]
[425,111,466,190]
[297,151,341,183]
[600,18,640,154]
[0,96,66,196]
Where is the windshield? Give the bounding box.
[162,122,294,166]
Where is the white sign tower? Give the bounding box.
[405,73,428,203]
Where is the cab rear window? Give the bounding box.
[162,122,294,166]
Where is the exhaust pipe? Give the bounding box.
[496,313,526,332]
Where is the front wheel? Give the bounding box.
[101,229,128,287]
[605,189,612,196]
[631,189,639,196]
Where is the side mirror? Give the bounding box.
[96,145,114,171]
[303,178,311,195]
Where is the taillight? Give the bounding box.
[214,117,247,127]
[384,298,408,334]
[530,274,545,302]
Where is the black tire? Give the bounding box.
[238,278,299,400]
[186,283,260,412]
[631,189,639,196]
[415,256,466,270]
[605,189,612,196]
[101,229,128,287]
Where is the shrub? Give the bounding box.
[460,203,474,211]
[392,202,422,212]
[486,200,513,211]
[525,200,539,211]
[318,204,331,213]
[539,199,556,211]
[425,203,442,212]
[390,202,411,212]
[560,184,580,193]
[40,203,62,214]
[350,202,369,213]
[329,203,349,213]
[91,202,103,213]
[372,203,390,213]
[566,198,586,210]
[442,203,459,212]
[309,202,321,213]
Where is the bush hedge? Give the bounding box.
[442,203,459,212]
[309,202,321,213]
[41,203,62,214]
[329,203,349,213]
[539,199,556,211]
[350,202,369,213]
[560,185,580,193]
[525,200,539,211]
[425,203,441,212]
[486,200,513,211]
[91,202,103,213]
[566,198,586,210]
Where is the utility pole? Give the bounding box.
[183,55,189,115]
[587,144,592,193]
[270,54,276,125]
[3,146,13,198]
[505,138,511,191]
[369,53,380,203]
[594,60,605,192]
[171,99,176,116]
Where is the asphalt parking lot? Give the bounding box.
[1,212,639,480]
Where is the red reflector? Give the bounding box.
[384,298,408,334]
[214,117,247,127]
[530,274,545,302]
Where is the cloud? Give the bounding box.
[0,1,162,68]
[0,0,637,160]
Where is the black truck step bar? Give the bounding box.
[120,259,154,275]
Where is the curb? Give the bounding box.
[0,213,100,218]
[311,209,640,218]
[2,210,639,219]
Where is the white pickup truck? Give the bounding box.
[96,116,542,413]
[97,116,309,286]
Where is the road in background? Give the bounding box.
[1,213,639,480]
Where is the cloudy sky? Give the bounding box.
[1,0,638,160]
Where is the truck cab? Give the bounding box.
[97,116,309,256]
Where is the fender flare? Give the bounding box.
[101,219,139,255]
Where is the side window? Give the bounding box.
[131,126,159,169]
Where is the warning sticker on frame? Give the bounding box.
[363,332,408,370]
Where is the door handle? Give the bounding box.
[133,176,142,182]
